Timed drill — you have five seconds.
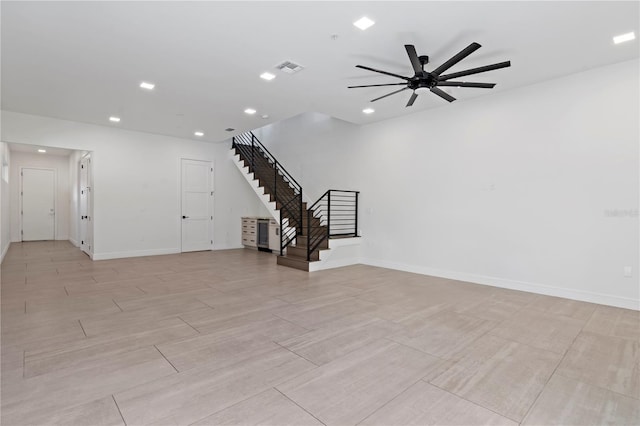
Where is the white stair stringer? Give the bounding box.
[308,237,362,272]
[230,151,295,237]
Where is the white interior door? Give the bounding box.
[21,168,55,241]
[181,159,213,252]
[79,155,92,255]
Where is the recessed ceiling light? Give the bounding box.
[194,131,204,137]
[139,81,155,90]
[353,17,375,31]
[613,32,636,44]
[37,149,46,153]
[244,108,257,115]
[362,108,375,114]
[109,116,121,122]
[260,72,276,81]
[261,114,269,119]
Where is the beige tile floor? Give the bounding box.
[1,241,639,426]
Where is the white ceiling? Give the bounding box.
[2,1,638,142]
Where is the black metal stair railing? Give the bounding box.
[232,132,303,254]
[307,190,359,261]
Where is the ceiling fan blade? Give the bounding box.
[437,81,496,89]
[430,87,456,102]
[348,83,408,88]
[438,61,511,81]
[405,44,423,75]
[356,65,410,81]
[406,92,418,107]
[371,87,409,102]
[431,42,481,76]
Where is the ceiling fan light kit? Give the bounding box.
[349,42,511,107]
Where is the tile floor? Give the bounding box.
[1,241,638,425]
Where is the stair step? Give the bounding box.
[276,255,310,271]
[295,235,329,249]
[287,245,320,261]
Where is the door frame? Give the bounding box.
[179,158,214,252]
[79,153,93,256]
[20,166,57,241]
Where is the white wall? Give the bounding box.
[0,111,264,259]
[254,59,639,310]
[9,151,71,242]
[0,142,11,261]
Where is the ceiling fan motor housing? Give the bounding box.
[410,72,437,90]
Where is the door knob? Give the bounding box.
[182,215,189,219]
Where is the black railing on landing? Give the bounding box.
[307,190,359,261]
[232,132,303,255]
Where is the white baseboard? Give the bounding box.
[92,248,180,261]
[69,238,79,247]
[87,245,244,261]
[309,256,363,272]
[1,241,10,264]
[212,244,245,251]
[362,258,640,311]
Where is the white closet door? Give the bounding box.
[181,159,213,252]
[22,168,55,241]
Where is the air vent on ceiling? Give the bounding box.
[275,60,304,74]
[225,128,235,132]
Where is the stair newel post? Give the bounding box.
[327,191,331,239]
[231,136,235,150]
[280,213,284,256]
[354,191,359,237]
[307,208,311,261]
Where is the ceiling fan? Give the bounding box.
[349,43,511,106]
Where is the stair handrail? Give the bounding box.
[232,132,303,194]
[306,190,359,261]
[232,132,304,255]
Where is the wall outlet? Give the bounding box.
[623,266,632,277]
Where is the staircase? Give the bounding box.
[231,132,359,271]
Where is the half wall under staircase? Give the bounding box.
[231,132,361,271]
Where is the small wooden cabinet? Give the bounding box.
[241,217,257,248]
[242,217,280,251]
